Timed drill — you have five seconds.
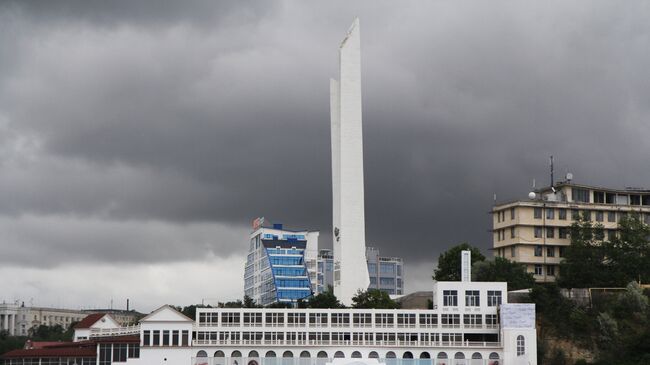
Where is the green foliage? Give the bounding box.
[265,302,292,308]
[473,257,535,290]
[29,324,72,341]
[178,304,212,320]
[432,243,485,281]
[559,213,650,288]
[304,289,344,309]
[351,289,400,309]
[243,295,260,308]
[0,331,26,355]
[219,300,244,308]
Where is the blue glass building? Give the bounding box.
[244,222,319,306]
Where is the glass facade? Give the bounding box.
[244,227,314,306]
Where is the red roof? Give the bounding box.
[73,313,107,329]
[2,345,96,358]
[1,335,139,359]
[25,341,67,349]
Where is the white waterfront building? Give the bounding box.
[1,252,537,365]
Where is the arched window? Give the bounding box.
[351,352,362,359]
[215,351,225,358]
[516,335,525,356]
[265,351,276,358]
[419,352,431,359]
[333,351,345,359]
[471,353,482,359]
[489,352,500,359]
[249,351,259,358]
[403,352,414,359]
[317,352,328,358]
[368,352,379,359]
[282,351,293,358]
[436,352,448,359]
[454,353,465,359]
[197,351,208,358]
[232,351,242,358]
[386,352,397,359]
[300,351,311,358]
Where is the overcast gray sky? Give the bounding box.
[1,1,649,312]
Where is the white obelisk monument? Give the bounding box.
[330,18,370,305]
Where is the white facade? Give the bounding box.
[330,17,370,306]
[74,314,122,341]
[0,302,102,336]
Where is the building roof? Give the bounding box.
[2,335,139,359]
[73,313,111,329]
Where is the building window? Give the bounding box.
[510,207,515,220]
[583,210,591,221]
[546,227,554,238]
[463,314,482,327]
[559,227,569,239]
[511,245,516,258]
[534,245,543,257]
[510,227,515,239]
[559,247,566,257]
[172,331,179,346]
[162,331,169,346]
[534,207,542,219]
[99,344,111,365]
[441,314,460,327]
[396,313,415,327]
[534,264,543,276]
[418,313,437,327]
[547,246,555,257]
[182,330,189,346]
[485,314,498,327]
[516,335,525,356]
[547,265,556,276]
[128,344,140,358]
[152,331,160,346]
[558,209,567,220]
[443,290,458,307]
[113,344,127,362]
[607,211,616,222]
[595,211,604,222]
[142,331,150,346]
[487,291,502,307]
[534,227,543,238]
[572,188,590,203]
[546,209,554,220]
[465,290,480,307]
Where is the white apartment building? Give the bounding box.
[493,181,650,282]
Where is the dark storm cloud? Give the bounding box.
[1,0,650,276]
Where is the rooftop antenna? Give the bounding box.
[550,155,554,188]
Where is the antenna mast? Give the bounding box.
[549,155,554,187]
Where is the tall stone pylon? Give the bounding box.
[330,18,370,305]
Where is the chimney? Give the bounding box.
[126,299,130,311]
[461,250,471,282]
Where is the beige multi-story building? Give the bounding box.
[492,182,650,282]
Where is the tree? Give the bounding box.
[179,304,212,320]
[351,289,400,309]
[558,213,612,288]
[473,257,535,290]
[243,295,260,308]
[306,289,345,309]
[606,213,650,285]
[433,243,485,281]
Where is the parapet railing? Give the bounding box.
[192,339,501,348]
[90,325,140,337]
